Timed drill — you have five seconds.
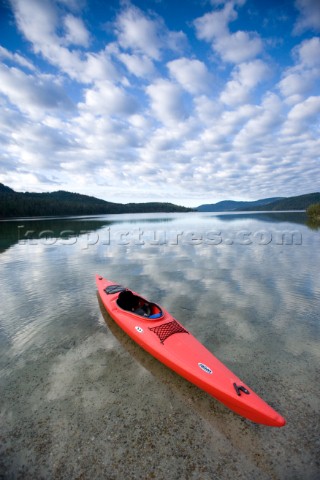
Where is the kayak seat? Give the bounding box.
[117,290,163,318]
[149,312,162,319]
[149,304,162,319]
[141,303,163,319]
[117,290,140,311]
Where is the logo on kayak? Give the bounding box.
[135,326,144,333]
[198,363,213,374]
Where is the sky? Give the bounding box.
[0,0,319,207]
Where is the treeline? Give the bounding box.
[239,192,320,211]
[197,193,320,212]
[0,184,191,218]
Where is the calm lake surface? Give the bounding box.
[0,212,319,479]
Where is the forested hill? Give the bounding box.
[238,193,320,211]
[197,193,320,212]
[197,197,283,212]
[0,184,191,218]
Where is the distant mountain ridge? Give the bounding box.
[0,183,191,218]
[197,197,283,212]
[240,193,320,212]
[197,193,320,212]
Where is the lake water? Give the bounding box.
[0,212,319,479]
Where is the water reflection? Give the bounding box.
[216,211,307,226]
[0,215,179,255]
[306,218,320,231]
[0,211,314,256]
[0,217,114,254]
[0,212,319,479]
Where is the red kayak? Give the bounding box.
[96,275,286,427]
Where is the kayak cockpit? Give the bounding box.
[116,289,163,319]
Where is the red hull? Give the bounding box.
[96,275,286,427]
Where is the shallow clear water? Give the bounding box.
[0,212,319,479]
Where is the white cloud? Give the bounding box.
[69,113,142,172]
[282,96,320,135]
[2,0,319,204]
[9,0,118,84]
[190,102,258,154]
[278,38,320,103]
[80,81,138,117]
[193,95,222,123]
[294,37,320,67]
[114,5,162,60]
[128,114,152,131]
[167,57,213,95]
[293,0,320,34]
[2,114,76,172]
[10,0,58,49]
[278,72,315,102]
[23,129,71,167]
[0,63,74,119]
[214,30,263,63]
[220,60,270,105]
[45,43,119,84]
[193,3,235,41]
[232,93,284,150]
[288,95,320,121]
[83,50,119,83]
[165,30,187,54]
[194,2,263,64]
[63,14,90,47]
[114,5,186,61]
[118,52,155,78]
[146,79,188,126]
[0,46,36,71]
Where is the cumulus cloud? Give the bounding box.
[146,79,188,126]
[214,30,263,63]
[233,93,284,150]
[294,37,320,67]
[0,63,74,119]
[278,37,320,104]
[193,3,235,41]
[194,2,263,63]
[288,95,320,122]
[282,96,320,135]
[80,81,138,117]
[185,102,258,159]
[193,95,222,123]
[63,14,90,47]
[114,5,162,60]
[293,0,320,34]
[220,60,270,105]
[114,5,186,60]
[9,0,118,84]
[118,52,156,78]
[2,0,319,203]
[0,46,36,71]
[167,57,213,95]
[11,122,75,168]
[278,72,315,102]
[10,0,58,48]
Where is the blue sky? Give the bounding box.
[0,0,319,206]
